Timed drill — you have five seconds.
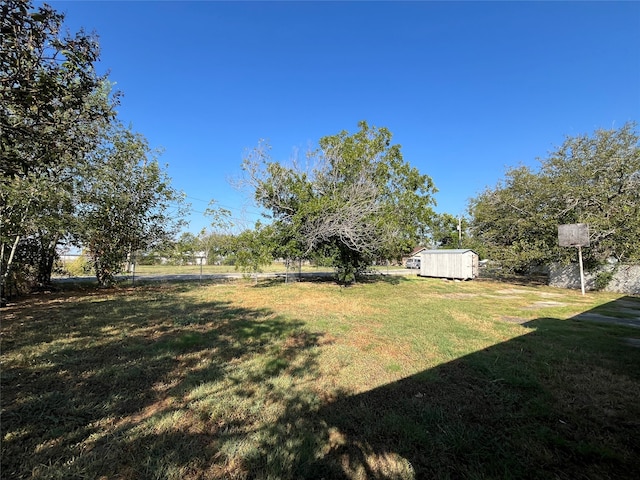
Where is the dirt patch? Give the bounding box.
[441,293,480,299]
[496,289,530,295]
[538,292,563,298]
[527,301,568,309]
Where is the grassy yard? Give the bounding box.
[2,277,639,479]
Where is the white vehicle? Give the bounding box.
[406,258,421,269]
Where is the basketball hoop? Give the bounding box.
[558,224,590,295]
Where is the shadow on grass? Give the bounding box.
[0,285,325,479]
[247,272,411,288]
[248,297,640,479]
[358,272,411,286]
[477,272,549,287]
[2,288,639,479]
[53,272,411,291]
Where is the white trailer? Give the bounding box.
[418,249,479,280]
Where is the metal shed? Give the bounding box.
[418,249,479,280]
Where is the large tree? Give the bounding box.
[469,122,640,273]
[1,0,117,298]
[76,124,186,287]
[427,212,464,249]
[242,121,437,283]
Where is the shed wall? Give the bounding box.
[419,251,478,280]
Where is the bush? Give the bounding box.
[594,269,614,291]
[63,255,92,277]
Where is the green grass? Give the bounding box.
[2,278,639,479]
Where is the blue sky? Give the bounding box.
[51,1,640,234]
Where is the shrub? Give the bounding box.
[63,255,92,277]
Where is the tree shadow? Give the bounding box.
[249,273,411,289]
[249,296,640,479]
[3,288,639,479]
[358,272,411,286]
[0,285,325,479]
[477,273,549,287]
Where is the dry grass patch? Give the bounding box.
[2,278,639,479]
[231,281,386,319]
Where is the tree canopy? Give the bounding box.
[469,122,640,273]
[427,212,464,249]
[1,1,181,298]
[76,124,186,287]
[1,0,116,178]
[1,0,118,299]
[242,121,437,283]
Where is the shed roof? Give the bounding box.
[421,249,478,255]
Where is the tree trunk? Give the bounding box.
[0,235,21,307]
[36,235,58,288]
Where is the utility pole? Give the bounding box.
[457,216,462,248]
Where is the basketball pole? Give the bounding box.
[559,224,589,296]
[578,245,586,296]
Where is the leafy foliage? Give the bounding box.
[0,1,187,295]
[200,232,236,266]
[76,124,186,287]
[0,0,116,178]
[1,0,117,298]
[242,121,437,283]
[232,223,277,280]
[469,122,640,273]
[427,212,463,249]
[58,252,92,277]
